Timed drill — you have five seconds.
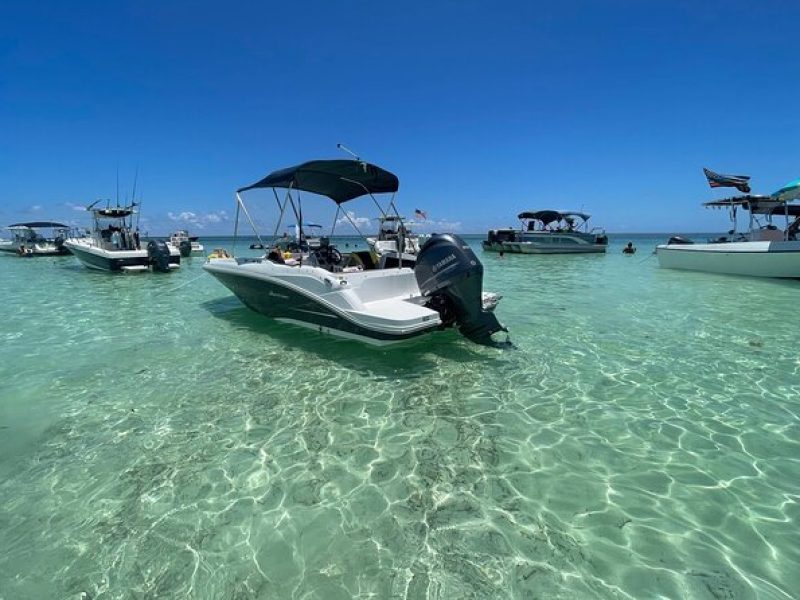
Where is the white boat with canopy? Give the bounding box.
[656,173,800,278]
[482,210,608,254]
[168,230,205,257]
[203,157,507,346]
[366,215,424,261]
[65,202,180,273]
[0,222,72,256]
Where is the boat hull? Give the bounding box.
[656,241,800,278]
[65,240,180,272]
[482,240,607,254]
[204,260,441,345]
[0,241,70,256]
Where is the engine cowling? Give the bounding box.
[147,239,173,272]
[414,233,506,345]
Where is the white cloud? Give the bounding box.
[336,210,372,230]
[167,210,228,230]
[65,202,88,212]
[412,218,463,233]
[27,204,42,213]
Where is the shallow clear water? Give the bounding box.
[1,235,798,599]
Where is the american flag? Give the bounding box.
[703,168,751,193]
[414,208,427,220]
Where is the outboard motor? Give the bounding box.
[178,239,192,257]
[415,233,507,346]
[147,239,173,272]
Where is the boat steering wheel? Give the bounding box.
[315,247,342,265]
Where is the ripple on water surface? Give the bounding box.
[1,238,799,599]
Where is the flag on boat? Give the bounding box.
[414,208,427,220]
[703,168,751,193]
[771,178,800,202]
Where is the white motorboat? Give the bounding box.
[0,222,72,257]
[203,158,507,346]
[482,210,608,254]
[65,202,180,273]
[366,215,424,263]
[169,230,205,257]
[656,174,800,278]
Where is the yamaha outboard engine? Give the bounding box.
[147,239,173,272]
[178,239,192,257]
[415,233,506,345]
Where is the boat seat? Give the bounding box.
[346,250,378,270]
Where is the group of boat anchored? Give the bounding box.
[3,160,800,347]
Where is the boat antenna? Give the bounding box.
[336,143,361,161]
[135,189,143,230]
[131,167,140,230]
[131,167,139,207]
[116,166,120,208]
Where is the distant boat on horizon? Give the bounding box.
[482,210,608,254]
[0,221,72,257]
[65,201,180,273]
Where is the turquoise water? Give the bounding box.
[1,235,798,599]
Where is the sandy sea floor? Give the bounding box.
[1,234,798,599]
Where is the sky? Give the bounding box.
[1,0,799,235]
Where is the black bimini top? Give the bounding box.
[237,159,400,204]
[8,221,69,229]
[702,194,772,208]
[702,195,800,215]
[517,210,590,224]
[94,208,134,218]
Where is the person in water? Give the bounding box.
[623,242,636,254]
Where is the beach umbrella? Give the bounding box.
[772,178,800,202]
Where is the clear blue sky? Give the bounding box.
[2,1,798,235]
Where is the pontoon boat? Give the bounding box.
[482,210,608,254]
